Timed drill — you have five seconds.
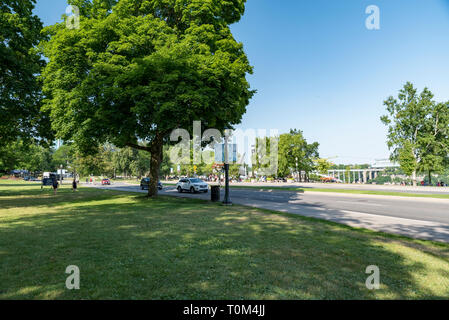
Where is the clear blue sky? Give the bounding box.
[34,0,449,164]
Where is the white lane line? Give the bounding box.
[335,200,385,207]
[339,210,437,224]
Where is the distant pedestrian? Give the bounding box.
[52,178,59,195]
[72,179,78,192]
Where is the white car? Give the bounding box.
[177,178,209,193]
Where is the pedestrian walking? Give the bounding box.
[52,178,59,195]
[72,179,78,192]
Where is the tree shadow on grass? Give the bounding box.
[0,188,125,209]
[1,194,449,300]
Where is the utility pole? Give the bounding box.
[223,132,232,206]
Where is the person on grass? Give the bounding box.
[72,179,78,192]
[52,178,59,195]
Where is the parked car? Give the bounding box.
[41,178,54,187]
[176,178,209,193]
[140,178,163,190]
[101,178,111,185]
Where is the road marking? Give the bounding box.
[335,200,385,207]
[339,210,435,224]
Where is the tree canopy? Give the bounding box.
[277,129,319,180]
[381,82,449,185]
[0,0,50,147]
[40,0,254,196]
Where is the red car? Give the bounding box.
[101,179,111,185]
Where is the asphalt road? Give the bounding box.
[92,183,449,243]
[228,181,449,194]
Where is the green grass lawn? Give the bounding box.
[1,180,449,300]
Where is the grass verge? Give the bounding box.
[1,180,449,299]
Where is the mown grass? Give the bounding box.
[1,180,449,300]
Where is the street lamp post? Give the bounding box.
[60,164,63,187]
[295,157,299,182]
[223,132,232,206]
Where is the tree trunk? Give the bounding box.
[412,170,417,187]
[147,132,164,197]
[428,170,432,185]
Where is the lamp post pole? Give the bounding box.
[60,164,63,187]
[223,132,232,206]
[295,157,299,182]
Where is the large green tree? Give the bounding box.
[277,129,319,180]
[41,0,254,196]
[0,140,53,173]
[381,82,449,186]
[0,0,50,146]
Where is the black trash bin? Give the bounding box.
[211,185,221,202]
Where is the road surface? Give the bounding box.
[90,183,449,243]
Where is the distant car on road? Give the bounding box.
[101,178,111,185]
[176,178,209,193]
[140,178,163,191]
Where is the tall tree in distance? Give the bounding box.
[277,129,319,181]
[0,0,51,147]
[315,158,334,175]
[381,82,449,186]
[41,0,254,196]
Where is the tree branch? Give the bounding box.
[126,143,151,152]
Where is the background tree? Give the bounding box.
[73,147,107,177]
[130,149,151,178]
[0,140,54,174]
[0,0,51,147]
[315,158,334,175]
[381,82,449,186]
[112,147,135,178]
[41,0,254,196]
[160,146,175,178]
[253,136,278,178]
[418,101,449,184]
[52,145,72,170]
[277,129,319,181]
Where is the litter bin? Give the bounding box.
[211,185,221,202]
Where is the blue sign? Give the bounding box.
[215,144,237,163]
